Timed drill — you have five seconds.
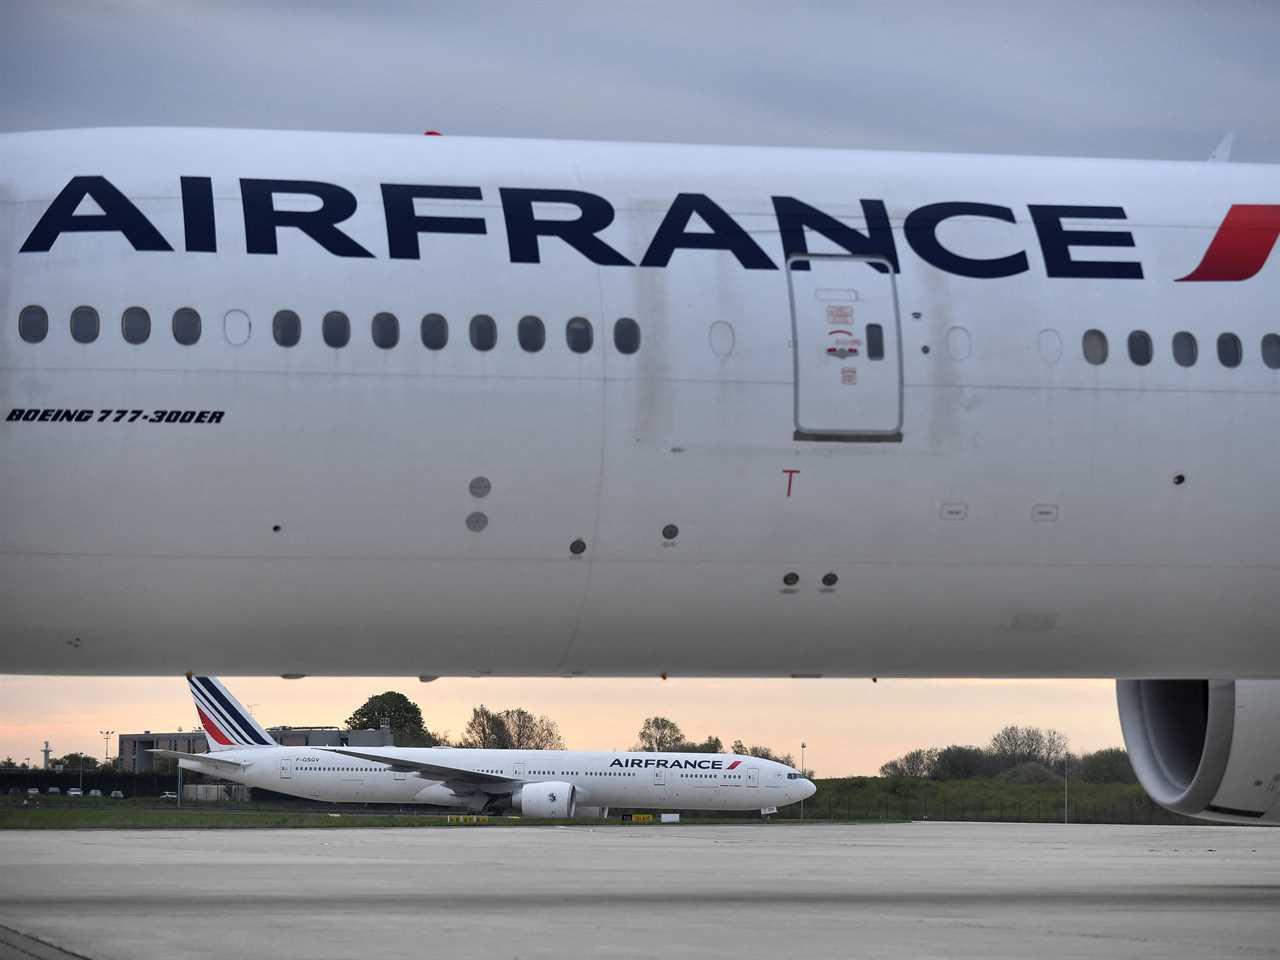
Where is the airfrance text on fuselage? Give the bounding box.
[24,176,1271,281]
[20,175,1160,281]
[609,757,740,769]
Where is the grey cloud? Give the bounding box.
[2,0,1278,160]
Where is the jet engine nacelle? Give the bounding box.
[1117,679,1280,824]
[574,805,609,819]
[512,781,576,818]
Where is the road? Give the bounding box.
[1,822,1277,959]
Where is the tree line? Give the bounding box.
[878,725,1136,783]
[632,716,802,769]
[346,692,798,764]
[346,692,567,749]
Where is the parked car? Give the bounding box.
[46,787,60,795]
[160,791,178,801]
[88,789,103,798]
[109,790,124,799]
[26,787,39,797]
[67,788,83,798]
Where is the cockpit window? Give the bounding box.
[786,772,805,780]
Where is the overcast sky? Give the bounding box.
[1,2,1275,774]
[4,1,1279,161]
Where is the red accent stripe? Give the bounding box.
[1178,205,1280,282]
[727,760,742,769]
[196,705,232,745]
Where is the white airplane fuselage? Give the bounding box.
[176,747,811,813]
[2,128,1278,678]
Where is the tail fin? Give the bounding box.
[186,674,278,751]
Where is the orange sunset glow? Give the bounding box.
[0,676,1122,775]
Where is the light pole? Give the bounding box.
[99,730,114,767]
[800,742,807,821]
[1063,754,1069,825]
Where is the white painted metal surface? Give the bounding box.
[0,128,1277,678]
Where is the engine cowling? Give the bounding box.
[412,783,486,810]
[512,781,576,818]
[1117,679,1280,824]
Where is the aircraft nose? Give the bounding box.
[801,779,817,800]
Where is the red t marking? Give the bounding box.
[1178,205,1280,282]
[783,469,800,497]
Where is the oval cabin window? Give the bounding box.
[1173,331,1198,367]
[613,317,640,355]
[323,311,350,348]
[273,310,301,347]
[1217,333,1241,368]
[1127,331,1152,366]
[371,312,399,349]
[71,306,100,344]
[123,307,151,345]
[470,314,496,351]
[518,315,545,352]
[566,316,593,354]
[1082,329,1108,365]
[421,314,448,350]
[1262,334,1280,370]
[172,308,201,346]
[19,305,48,344]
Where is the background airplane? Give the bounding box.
[155,676,815,816]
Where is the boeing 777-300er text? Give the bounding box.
[152,676,815,816]
[1,128,1279,823]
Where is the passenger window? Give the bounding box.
[1263,334,1280,370]
[421,313,448,350]
[1217,333,1242,368]
[518,315,545,352]
[172,307,201,346]
[470,314,496,351]
[273,310,300,347]
[371,312,399,349]
[122,307,151,345]
[71,306,100,344]
[613,317,640,355]
[1173,331,1197,367]
[19,305,48,343]
[566,316,593,354]
[866,323,885,360]
[323,311,350,348]
[1082,329,1107,365]
[1127,331,1152,366]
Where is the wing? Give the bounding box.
[148,749,249,769]
[320,747,516,787]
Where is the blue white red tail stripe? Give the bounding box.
[188,677,255,746]
[194,676,270,745]
[185,674,276,750]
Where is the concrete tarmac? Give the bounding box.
[1,822,1277,959]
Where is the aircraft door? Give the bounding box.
[654,769,666,787]
[513,761,526,779]
[279,758,292,780]
[746,767,759,788]
[787,254,903,442]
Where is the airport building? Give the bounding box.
[118,724,394,772]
